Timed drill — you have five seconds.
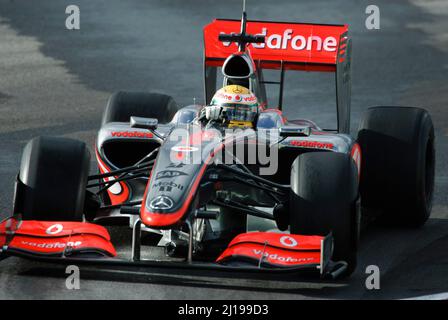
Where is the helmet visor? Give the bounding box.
[220,103,258,122]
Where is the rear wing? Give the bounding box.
[204,19,349,72]
[203,19,352,133]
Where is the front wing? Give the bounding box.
[0,217,346,279]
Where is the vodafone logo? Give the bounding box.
[111,131,153,138]
[253,249,315,263]
[215,92,257,103]
[290,140,334,150]
[244,96,257,102]
[279,235,298,247]
[22,240,82,249]
[46,224,64,235]
[222,28,338,52]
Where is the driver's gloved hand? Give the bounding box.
[205,106,223,121]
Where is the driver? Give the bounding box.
[202,85,259,128]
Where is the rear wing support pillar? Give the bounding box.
[258,60,285,110]
[335,35,352,134]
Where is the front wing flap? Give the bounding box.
[216,232,334,276]
[0,218,116,258]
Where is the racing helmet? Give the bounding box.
[210,85,259,125]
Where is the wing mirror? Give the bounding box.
[279,126,311,137]
[130,116,158,130]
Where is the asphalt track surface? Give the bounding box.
[0,0,448,299]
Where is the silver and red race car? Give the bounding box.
[0,9,435,279]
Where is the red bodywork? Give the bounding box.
[0,219,116,257]
[95,148,130,205]
[217,232,324,267]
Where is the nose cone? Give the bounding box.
[140,127,220,229]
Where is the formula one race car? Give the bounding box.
[0,8,435,279]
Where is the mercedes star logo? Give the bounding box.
[149,195,174,210]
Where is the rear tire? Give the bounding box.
[357,106,435,227]
[289,152,359,276]
[15,136,90,221]
[101,91,179,125]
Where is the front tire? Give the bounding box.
[289,152,359,276]
[15,136,90,221]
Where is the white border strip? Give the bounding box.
[402,292,448,300]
